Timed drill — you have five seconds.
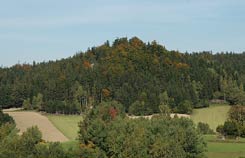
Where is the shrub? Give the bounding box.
[197,122,214,134]
[239,125,245,138]
[128,100,146,116]
[176,100,193,114]
[0,110,14,126]
[216,125,224,135]
[223,120,240,137]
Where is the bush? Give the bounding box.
[239,125,245,138]
[175,100,193,114]
[196,99,210,108]
[216,125,224,135]
[229,105,245,126]
[223,120,240,137]
[128,100,145,116]
[197,122,214,134]
[23,98,32,110]
[0,110,14,126]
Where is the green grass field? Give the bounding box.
[191,104,245,158]
[46,114,83,140]
[191,104,230,130]
[204,135,245,158]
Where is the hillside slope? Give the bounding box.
[0,37,245,115]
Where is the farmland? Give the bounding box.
[4,104,245,158]
[4,111,68,142]
[46,114,82,140]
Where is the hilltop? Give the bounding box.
[0,37,245,115]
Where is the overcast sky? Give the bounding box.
[1,0,245,67]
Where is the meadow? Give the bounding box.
[204,135,245,158]
[46,114,82,151]
[191,104,230,130]
[46,114,83,140]
[191,104,245,158]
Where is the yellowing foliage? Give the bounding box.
[102,88,111,98]
[83,60,92,69]
[174,62,190,69]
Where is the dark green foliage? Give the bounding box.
[0,37,245,114]
[229,105,245,126]
[44,100,65,113]
[35,142,76,158]
[223,120,240,137]
[195,99,210,108]
[23,98,31,110]
[175,100,193,114]
[216,125,224,135]
[0,124,77,158]
[228,106,245,138]
[79,102,206,158]
[197,122,214,134]
[0,110,14,126]
[32,93,44,110]
[128,100,147,116]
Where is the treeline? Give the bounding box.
[0,37,245,114]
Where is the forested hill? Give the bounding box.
[0,37,245,114]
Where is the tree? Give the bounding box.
[23,98,31,110]
[32,93,43,110]
[223,120,240,137]
[159,91,170,105]
[72,82,87,112]
[128,100,146,116]
[0,110,14,126]
[220,77,245,105]
[216,125,224,135]
[0,123,77,158]
[79,102,206,158]
[197,122,214,134]
[176,100,193,114]
[35,142,74,158]
[159,104,171,118]
[0,37,245,115]
[229,106,245,126]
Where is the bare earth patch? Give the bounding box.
[127,113,190,119]
[4,111,68,142]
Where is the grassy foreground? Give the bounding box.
[191,104,230,130]
[204,135,245,158]
[191,104,245,158]
[46,114,83,140]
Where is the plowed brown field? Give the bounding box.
[5,111,68,142]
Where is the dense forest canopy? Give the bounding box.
[0,37,245,114]
[78,101,206,158]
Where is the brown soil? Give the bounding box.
[4,111,68,142]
